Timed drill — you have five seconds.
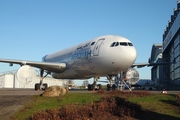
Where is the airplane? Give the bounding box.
[0,35,173,91]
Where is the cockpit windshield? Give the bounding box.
[110,42,116,47]
[110,42,133,47]
[128,43,133,46]
[120,42,127,46]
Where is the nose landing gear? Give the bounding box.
[106,72,132,91]
[106,75,116,91]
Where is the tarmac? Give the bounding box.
[0,88,92,96]
[0,88,180,95]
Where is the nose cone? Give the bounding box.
[127,47,137,64]
[120,46,137,69]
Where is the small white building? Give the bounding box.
[0,70,67,89]
[0,74,14,88]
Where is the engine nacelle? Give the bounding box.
[16,65,36,84]
[125,68,139,84]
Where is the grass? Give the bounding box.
[10,91,180,120]
[10,93,101,120]
[127,94,180,119]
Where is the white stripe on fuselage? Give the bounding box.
[43,35,137,79]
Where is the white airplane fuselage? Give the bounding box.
[43,35,137,79]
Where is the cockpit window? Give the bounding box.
[91,42,95,46]
[110,42,116,47]
[128,42,133,46]
[115,42,119,46]
[120,42,128,46]
[110,42,133,47]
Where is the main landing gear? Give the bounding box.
[88,76,102,91]
[87,72,132,91]
[34,69,49,91]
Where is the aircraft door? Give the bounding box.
[93,39,104,56]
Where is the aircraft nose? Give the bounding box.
[122,47,137,67]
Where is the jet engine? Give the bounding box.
[16,65,36,84]
[125,68,139,84]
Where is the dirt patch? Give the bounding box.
[0,95,32,120]
[31,91,151,120]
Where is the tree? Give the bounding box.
[67,80,75,87]
[82,80,89,86]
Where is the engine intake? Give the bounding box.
[125,68,139,84]
[16,65,36,84]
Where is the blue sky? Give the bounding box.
[0,0,178,85]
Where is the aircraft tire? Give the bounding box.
[88,84,92,91]
[107,84,110,91]
[42,83,48,90]
[112,84,116,90]
[35,83,40,90]
[98,84,102,90]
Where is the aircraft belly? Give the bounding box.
[51,69,87,79]
[71,58,96,76]
[52,59,95,79]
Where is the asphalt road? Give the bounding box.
[0,88,179,120]
[0,88,180,95]
[0,88,92,96]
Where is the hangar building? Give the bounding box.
[150,1,180,90]
[149,44,163,90]
[162,1,180,90]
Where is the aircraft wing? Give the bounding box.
[132,63,150,68]
[132,60,175,68]
[0,58,68,73]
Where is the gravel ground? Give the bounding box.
[0,95,32,120]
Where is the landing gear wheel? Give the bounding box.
[112,84,116,90]
[88,84,92,91]
[35,83,40,90]
[35,83,48,90]
[42,83,48,90]
[97,84,102,91]
[107,84,110,91]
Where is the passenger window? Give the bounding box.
[91,42,95,46]
[128,42,133,46]
[110,42,116,47]
[120,42,127,46]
